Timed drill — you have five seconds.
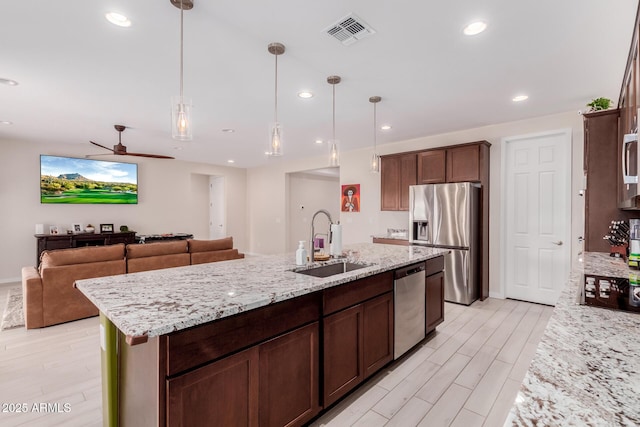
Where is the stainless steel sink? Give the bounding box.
[293,262,370,278]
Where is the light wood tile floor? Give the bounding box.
[0,282,553,427]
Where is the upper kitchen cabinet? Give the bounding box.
[380,153,417,211]
[417,150,446,184]
[416,142,490,184]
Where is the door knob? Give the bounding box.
[552,241,563,246]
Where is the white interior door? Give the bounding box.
[209,176,226,239]
[502,129,571,305]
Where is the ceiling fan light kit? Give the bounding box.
[267,42,285,156]
[328,75,341,167]
[171,0,193,141]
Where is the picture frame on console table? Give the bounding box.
[100,223,114,233]
[71,223,83,234]
[49,225,59,235]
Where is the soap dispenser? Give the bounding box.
[296,241,307,266]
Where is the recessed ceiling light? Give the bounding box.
[463,21,487,36]
[222,128,235,133]
[105,12,131,28]
[0,121,13,125]
[298,91,314,99]
[227,159,235,164]
[0,78,18,86]
[315,139,323,144]
[172,146,184,150]
[380,125,392,130]
[512,95,529,102]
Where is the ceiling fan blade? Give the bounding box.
[123,152,175,159]
[90,140,115,153]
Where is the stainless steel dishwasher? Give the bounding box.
[394,262,426,359]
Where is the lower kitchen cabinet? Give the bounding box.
[167,346,260,427]
[323,290,394,407]
[167,322,320,427]
[426,271,444,333]
[259,322,320,427]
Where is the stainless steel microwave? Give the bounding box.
[621,132,640,208]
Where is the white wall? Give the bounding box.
[0,139,247,282]
[288,172,339,252]
[246,110,585,297]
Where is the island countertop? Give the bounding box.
[506,252,640,426]
[76,243,448,340]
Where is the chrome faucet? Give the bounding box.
[310,209,333,262]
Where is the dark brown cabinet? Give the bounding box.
[425,271,444,333]
[167,346,260,427]
[259,323,320,427]
[447,144,481,182]
[380,153,417,211]
[322,271,394,406]
[583,110,637,250]
[417,150,446,184]
[167,322,320,427]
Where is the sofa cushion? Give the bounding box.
[40,244,125,271]
[188,237,233,253]
[126,241,188,259]
[191,249,245,265]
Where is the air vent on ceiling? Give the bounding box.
[323,13,375,46]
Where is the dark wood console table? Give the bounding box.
[35,231,137,266]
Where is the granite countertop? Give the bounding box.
[76,243,447,340]
[507,252,640,426]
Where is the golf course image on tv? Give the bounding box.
[40,155,138,204]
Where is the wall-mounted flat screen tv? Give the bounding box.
[40,155,138,204]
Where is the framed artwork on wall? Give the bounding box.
[341,184,360,212]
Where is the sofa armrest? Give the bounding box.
[22,266,44,329]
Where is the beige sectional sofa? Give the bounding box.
[21,237,244,329]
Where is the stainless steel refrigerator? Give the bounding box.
[409,182,480,305]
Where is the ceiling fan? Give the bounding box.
[89,125,175,159]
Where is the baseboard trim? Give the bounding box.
[0,277,21,285]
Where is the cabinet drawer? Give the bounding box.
[323,271,393,315]
[426,255,444,276]
[165,293,321,376]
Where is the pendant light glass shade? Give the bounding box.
[369,96,381,173]
[327,75,341,167]
[267,43,285,156]
[172,96,192,140]
[269,121,283,156]
[171,0,192,141]
[329,140,340,167]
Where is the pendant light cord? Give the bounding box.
[373,102,377,152]
[179,0,184,102]
[332,83,336,141]
[274,53,278,123]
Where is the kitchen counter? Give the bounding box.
[506,252,640,426]
[76,242,447,340]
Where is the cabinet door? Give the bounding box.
[323,304,364,406]
[426,272,444,333]
[167,346,259,427]
[259,323,320,427]
[446,144,480,182]
[381,156,401,210]
[417,150,446,184]
[363,292,393,379]
[399,154,417,210]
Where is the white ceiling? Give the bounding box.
[1,0,638,168]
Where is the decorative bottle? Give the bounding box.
[296,241,307,266]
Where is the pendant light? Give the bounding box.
[170,0,193,141]
[327,75,341,167]
[267,42,285,156]
[369,96,381,173]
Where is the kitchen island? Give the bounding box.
[76,243,448,427]
[506,252,640,426]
